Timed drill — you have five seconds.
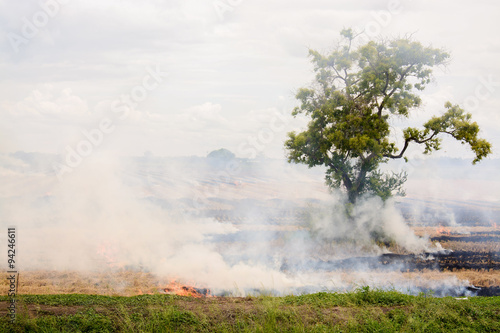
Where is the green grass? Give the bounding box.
[1,288,499,332]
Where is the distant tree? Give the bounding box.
[285,29,492,204]
[207,148,235,160]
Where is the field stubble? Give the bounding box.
[1,227,499,296]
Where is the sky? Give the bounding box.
[0,0,499,160]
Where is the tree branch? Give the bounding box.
[384,131,438,159]
[377,64,414,117]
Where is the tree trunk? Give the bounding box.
[341,172,357,204]
[347,190,357,204]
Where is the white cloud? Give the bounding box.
[5,85,88,119]
[0,0,498,157]
[177,102,228,130]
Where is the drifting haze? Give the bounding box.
[2,152,498,295]
[1,0,499,295]
[0,0,499,159]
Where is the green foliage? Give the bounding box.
[283,288,412,307]
[2,292,499,332]
[285,29,492,203]
[1,294,179,307]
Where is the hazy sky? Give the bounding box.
[1,0,499,159]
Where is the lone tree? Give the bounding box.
[285,29,491,204]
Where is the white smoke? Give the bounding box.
[304,194,435,254]
[0,152,472,296]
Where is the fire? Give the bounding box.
[436,225,451,236]
[96,242,124,269]
[161,279,212,298]
[137,289,154,295]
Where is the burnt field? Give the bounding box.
[294,230,500,272]
[197,196,500,297]
[2,194,498,298]
[282,250,500,273]
[2,155,499,299]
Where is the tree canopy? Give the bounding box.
[285,29,492,204]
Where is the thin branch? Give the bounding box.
[384,131,438,159]
[377,64,415,117]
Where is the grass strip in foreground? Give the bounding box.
[0,288,499,332]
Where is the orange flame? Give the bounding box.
[137,289,154,295]
[96,242,124,269]
[436,225,451,235]
[162,279,212,298]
